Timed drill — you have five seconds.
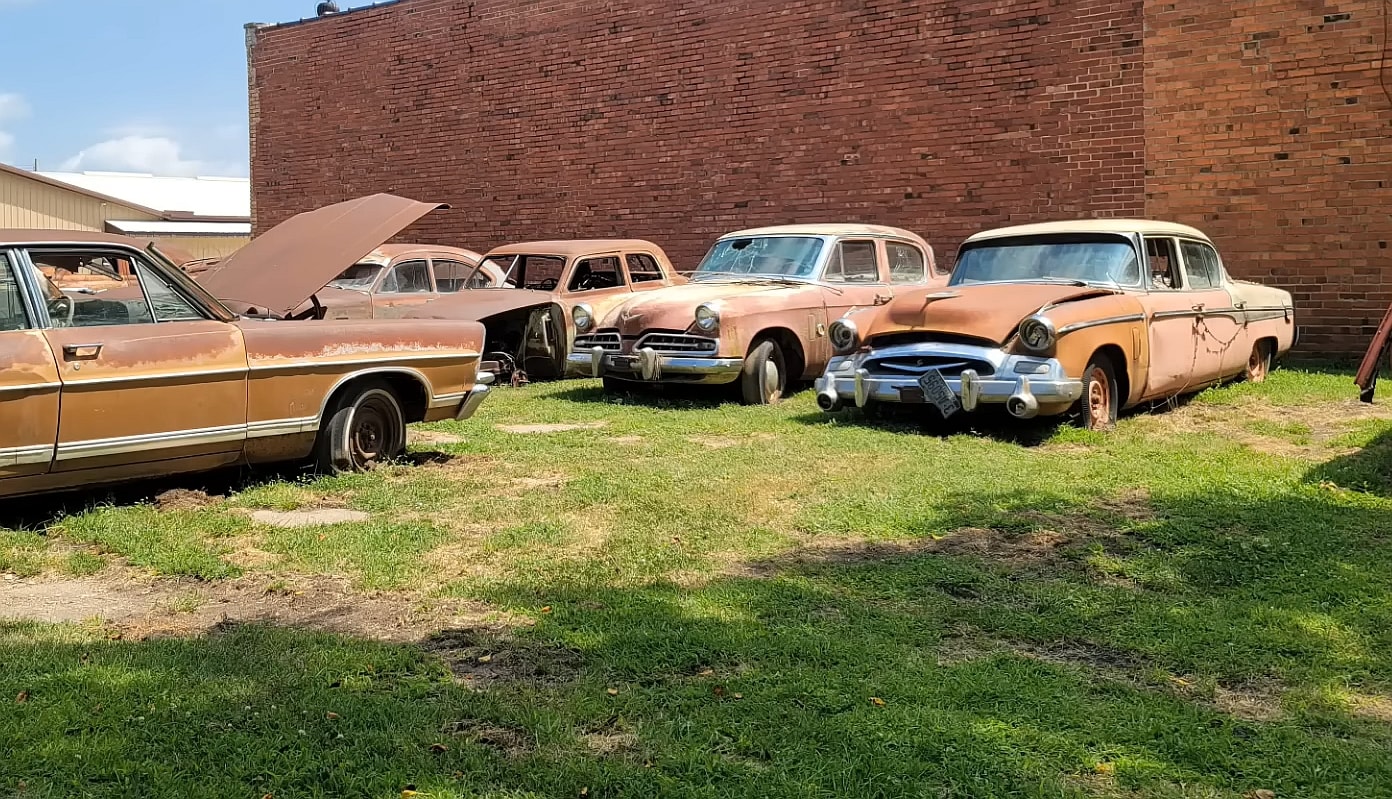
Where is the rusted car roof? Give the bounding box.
[0,229,146,247]
[484,239,664,258]
[364,244,483,262]
[966,219,1212,243]
[719,224,927,241]
[200,194,446,317]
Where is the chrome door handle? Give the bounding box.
[62,343,103,360]
[873,293,893,305]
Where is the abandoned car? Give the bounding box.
[0,228,493,499]
[814,220,1297,428]
[411,239,686,382]
[572,224,945,403]
[196,194,563,386]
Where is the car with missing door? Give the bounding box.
[814,220,1296,428]
[0,208,493,499]
[571,224,946,403]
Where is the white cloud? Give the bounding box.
[60,134,245,177]
[0,92,29,161]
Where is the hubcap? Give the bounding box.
[1088,367,1110,428]
[350,401,393,467]
[764,356,782,400]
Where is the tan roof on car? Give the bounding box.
[720,223,928,241]
[484,240,663,258]
[0,229,146,247]
[965,219,1213,243]
[363,244,484,262]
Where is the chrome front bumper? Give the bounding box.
[568,347,744,384]
[814,343,1083,418]
[454,371,495,420]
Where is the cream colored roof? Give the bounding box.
[720,223,929,242]
[965,219,1213,243]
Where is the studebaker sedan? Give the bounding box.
[0,221,492,499]
[571,224,946,403]
[815,220,1296,428]
[413,239,687,382]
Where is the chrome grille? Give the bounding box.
[865,354,995,379]
[575,332,621,352]
[636,333,718,355]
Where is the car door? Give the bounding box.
[1140,235,1231,396]
[431,256,486,291]
[1179,239,1251,379]
[372,258,436,318]
[0,250,61,482]
[24,246,249,473]
[812,238,894,367]
[624,252,671,295]
[561,254,633,323]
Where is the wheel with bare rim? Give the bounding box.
[739,339,788,405]
[314,381,406,473]
[1073,357,1119,431]
[1244,341,1271,383]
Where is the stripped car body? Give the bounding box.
[571,224,945,403]
[815,220,1296,427]
[413,239,686,382]
[195,195,563,385]
[0,225,491,500]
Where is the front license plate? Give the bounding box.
[917,370,961,416]
[612,355,637,370]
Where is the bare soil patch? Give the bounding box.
[607,436,645,445]
[424,627,582,687]
[1151,397,1392,460]
[496,422,608,435]
[509,474,570,492]
[441,719,534,758]
[0,575,506,643]
[687,436,741,449]
[250,509,370,528]
[1347,692,1392,723]
[154,489,221,512]
[410,430,466,446]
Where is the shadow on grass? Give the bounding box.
[1306,426,1392,497]
[796,405,1074,447]
[544,381,814,411]
[4,482,1390,797]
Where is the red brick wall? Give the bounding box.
[1145,0,1392,355]
[249,0,1145,270]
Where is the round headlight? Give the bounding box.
[1018,315,1057,353]
[829,319,859,355]
[694,302,720,332]
[573,304,593,332]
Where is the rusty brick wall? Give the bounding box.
[248,0,1145,272]
[1145,0,1392,354]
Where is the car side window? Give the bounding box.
[134,260,206,322]
[0,253,31,331]
[380,260,431,293]
[626,253,665,283]
[1145,238,1181,290]
[1179,241,1221,290]
[28,248,209,328]
[886,242,927,284]
[516,255,565,290]
[824,240,880,283]
[569,256,625,292]
[432,259,478,292]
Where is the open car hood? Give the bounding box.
[200,194,446,318]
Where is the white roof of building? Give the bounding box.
[106,220,252,236]
[965,219,1213,243]
[38,171,251,218]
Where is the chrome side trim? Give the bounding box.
[0,381,61,396]
[246,416,319,438]
[0,444,55,467]
[1150,309,1203,321]
[248,352,477,373]
[1057,314,1145,336]
[54,367,247,389]
[429,392,468,409]
[55,423,247,461]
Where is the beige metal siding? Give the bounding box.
[148,235,248,260]
[0,170,158,230]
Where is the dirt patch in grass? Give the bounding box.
[1150,396,1392,460]
[249,509,371,528]
[442,719,534,758]
[496,422,608,435]
[154,489,221,512]
[424,627,582,687]
[0,574,507,643]
[410,430,466,446]
[687,435,741,449]
[583,728,640,757]
[607,436,645,445]
[509,474,570,492]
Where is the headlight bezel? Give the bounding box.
[694,302,721,332]
[573,303,594,332]
[1018,314,1057,354]
[829,318,860,355]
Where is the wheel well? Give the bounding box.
[750,327,806,379]
[324,372,429,424]
[1255,336,1278,359]
[1090,344,1130,406]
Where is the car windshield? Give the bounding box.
[328,262,384,290]
[950,235,1142,287]
[692,236,824,280]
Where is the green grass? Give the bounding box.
[2,368,1391,797]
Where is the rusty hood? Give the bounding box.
[600,279,823,330]
[404,288,558,321]
[870,282,1120,343]
[200,194,446,317]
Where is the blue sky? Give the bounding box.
[0,0,342,177]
